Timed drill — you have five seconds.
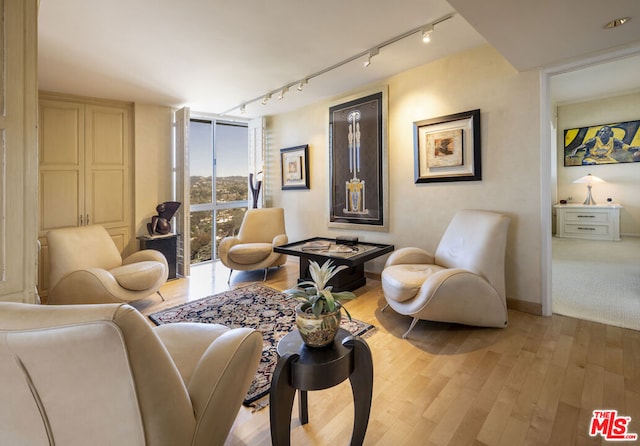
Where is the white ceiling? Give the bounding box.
[38,0,640,118]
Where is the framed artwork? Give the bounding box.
[414,109,481,183]
[563,120,640,166]
[328,89,388,231]
[280,144,309,190]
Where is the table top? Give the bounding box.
[277,328,351,361]
[274,237,394,265]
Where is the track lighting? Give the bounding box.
[421,25,433,43]
[219,13,455,116]
[364,48,379,67]
[240,104,246,114]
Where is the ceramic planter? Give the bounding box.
[295,302,342,348]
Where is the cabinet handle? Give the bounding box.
[577,215,595,218]
[80,215,83,226]
[577,227,596,231]
[86,214,90,225]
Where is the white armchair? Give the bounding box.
[0,302,262,446]
[218,208,288,282]
[381,210,510,338]
[46,225,168,305]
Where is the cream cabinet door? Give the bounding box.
[85,104,131,229]
[39,99,85,233]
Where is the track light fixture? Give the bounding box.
[422,24,434,43]
[364,48,380,67]
[240,104,246,114]
[219,12,455,116]
[278,86,289,100]
[297,78,308,91]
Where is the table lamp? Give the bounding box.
[573,173,605,205]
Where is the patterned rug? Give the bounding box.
[148,283,375,406]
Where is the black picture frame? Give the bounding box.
[328,91,387,230]
[414,109,481,183]
[280,144,310,190]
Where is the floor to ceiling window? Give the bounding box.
[189,118,248,264]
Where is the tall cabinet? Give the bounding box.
[38,93,134,299]
[0,0,38,303]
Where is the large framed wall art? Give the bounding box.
[328,89,388,231]
[563,119,640,166]
[413,109,481,183]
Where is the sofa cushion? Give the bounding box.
[228,243,273,265]
[381,264,446,302]
[110,261,165,291]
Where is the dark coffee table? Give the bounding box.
[273,237,394,291]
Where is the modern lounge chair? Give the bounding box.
[218,207,288,282]
[381,209,510,339]
[46,225,168,304]
[0,302,262,446]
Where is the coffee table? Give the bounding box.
[273,237,394,292]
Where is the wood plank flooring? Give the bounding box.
[135,260,640,446]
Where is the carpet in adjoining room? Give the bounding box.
[148,283,375,406]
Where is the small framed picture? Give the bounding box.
[280,144,309,190]
[414,109,481,183]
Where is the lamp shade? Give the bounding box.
[573,173,604,205]
[573,173,605,185]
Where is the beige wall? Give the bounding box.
[556,92,640,235]
[133,103,174,238]
[267,45,543,307]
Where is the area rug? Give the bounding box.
[148,283,375,406]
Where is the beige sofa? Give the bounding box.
[0,302,262,446]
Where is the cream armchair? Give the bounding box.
[218,207,288,283]
[0,302,262,446]
[381,210,510,339]
[46,225,168,305]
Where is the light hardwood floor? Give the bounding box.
[134,260,640,446]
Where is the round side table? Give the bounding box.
[269,328,373,446]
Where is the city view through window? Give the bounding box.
[189,119,248,264]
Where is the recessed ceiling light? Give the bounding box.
[604,17,630,29]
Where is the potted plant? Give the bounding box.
[284,259,357,347]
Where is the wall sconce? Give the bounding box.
[573,173,605,205]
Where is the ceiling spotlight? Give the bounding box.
[364,48,379,67]
[422,25,434,43]
[297,79,308,91]
[278,86,289,100]
[261,93,272,105]
[604,17,630,28]
[239,104,246,114]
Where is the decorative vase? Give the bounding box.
[295,302,342,348]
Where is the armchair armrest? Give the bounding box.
[218,236,240,262]
[384,247,434,268]
[123,249,168,268]
[272,233,288,247]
